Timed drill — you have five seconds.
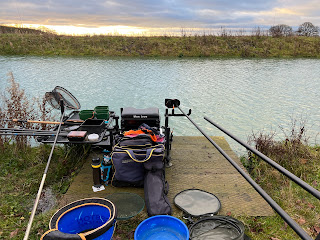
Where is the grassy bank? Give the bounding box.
[0,143,90,239]
[239,126,320,239]
[1,134,319,239]
[0,72,145,239]
[1,32,320,58]
[0,73,90,239]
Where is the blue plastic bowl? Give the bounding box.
[42,198,116,240]
[134,215,189,240]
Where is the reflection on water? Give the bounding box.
[1,56,319,154]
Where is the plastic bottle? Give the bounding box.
[92,157,102,187]
[101,150,112,184]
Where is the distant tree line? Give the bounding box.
[1,23,319,38]
[0,25,55,35]
[269,22,319,37]
[0,25,43,34]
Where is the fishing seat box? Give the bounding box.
[121,107,160,131]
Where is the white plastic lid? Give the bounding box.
[88,134,99,141]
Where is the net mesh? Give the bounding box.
[45,86,80,110]
[105,193,145,220]
[174,189,221,217]
[190,218,242,240]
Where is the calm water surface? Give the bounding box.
[1,56,319,154]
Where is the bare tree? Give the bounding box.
[269,24,293,37]
[296,22,319,36]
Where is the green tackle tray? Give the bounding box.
[94,106,109,120]
[79,110,94,120]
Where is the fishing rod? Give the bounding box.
[204,116,320,200]
[0,128,67,133]
[23,100,65,240]
[0,129,60,133]
[3,119,63,124]
[0,125,79,133]
[173,103,312,240]
[0,130,55,134]
[0,128,69,137]
[2,118,83,124]
[0,127,55,131]
[23,86,82,239]
[0,132,68,137]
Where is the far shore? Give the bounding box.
[0,26,320,58]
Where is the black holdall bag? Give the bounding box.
[144,147,172,216]
[111,137,165,187]
[111,134,171,216]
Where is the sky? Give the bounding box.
[0,0,319,35]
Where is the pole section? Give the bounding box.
[23,101,65,240]
[177,106,312,240]
[204,116,320,200]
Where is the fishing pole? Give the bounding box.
[0,128,69,137]
[204,116,320,200]
[22,86,81,239]
[175,105,312,240]
[2,118,83,124]
[0,129,59,133]
[0,128,67,133]
[0,125,79,133]
[2,119,62,124]
[0,132,68,137]
[23,100,65,240]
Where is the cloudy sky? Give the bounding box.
[0,0,319,35]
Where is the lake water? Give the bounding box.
[1,56,319,154]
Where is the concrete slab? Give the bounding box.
[60,136,274,217]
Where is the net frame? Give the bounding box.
[189,216,247,240]
[45,86,81,110]
[174,189,221,217]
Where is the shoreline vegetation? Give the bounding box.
[0,25,320,58]
[240,124,320,239]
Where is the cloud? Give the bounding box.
[0,0,319,31]
[185,0,277,12]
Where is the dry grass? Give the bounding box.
[0,72,56,149]
[0,31,320,58]
[241,121,320,239]
[0,75,90,239]
[247,119,317,183]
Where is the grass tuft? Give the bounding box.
[241,121,320,239]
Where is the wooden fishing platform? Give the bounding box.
[60,136,274,217]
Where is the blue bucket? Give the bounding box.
[41,198,117,240]
[134,215,189,240]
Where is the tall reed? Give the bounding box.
[0,72,55,149]
[241,121,320,238]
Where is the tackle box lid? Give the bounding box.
[67,131,87,141]
[121,107,159,119]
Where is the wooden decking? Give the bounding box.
[60,136,274,217]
